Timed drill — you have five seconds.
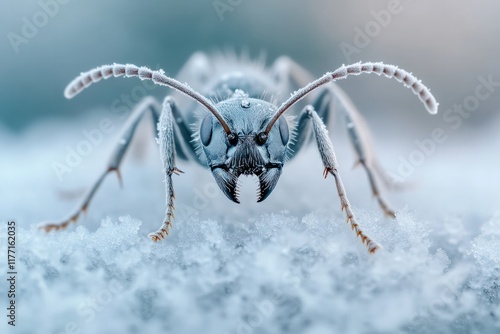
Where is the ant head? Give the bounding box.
[199,90,289,203]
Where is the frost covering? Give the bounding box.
[1,116,499,334]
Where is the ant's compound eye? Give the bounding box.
[278,117,289,145]
[200,113,213,146]
[228,133,239,146]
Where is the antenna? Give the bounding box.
[264,62,438,136]
[64,63,232,135]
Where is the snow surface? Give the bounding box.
[1,111,499,334]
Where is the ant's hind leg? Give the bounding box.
[327,85,398,218]
[342,107,396,218]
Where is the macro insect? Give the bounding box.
[40,53,438,253]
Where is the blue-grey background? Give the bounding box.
[2,0,500,132]
[1,1,500,334]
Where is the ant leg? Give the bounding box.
[304,105,380,253]
[39,97,162,232]
[341,106,396,218]
[272,56,399,217]
[326,85,398,218]
[148,97,183,242]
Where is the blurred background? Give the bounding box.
[2,0,500,132]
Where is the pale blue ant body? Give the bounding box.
[40,53,438,253]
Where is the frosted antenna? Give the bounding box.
[264,62,438,135]
[64,63,232,135]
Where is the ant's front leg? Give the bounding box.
[148,97,184,242]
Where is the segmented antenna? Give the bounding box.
[264,62,438,135]
[64,64,232,135]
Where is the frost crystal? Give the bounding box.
[1,113,498,334]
